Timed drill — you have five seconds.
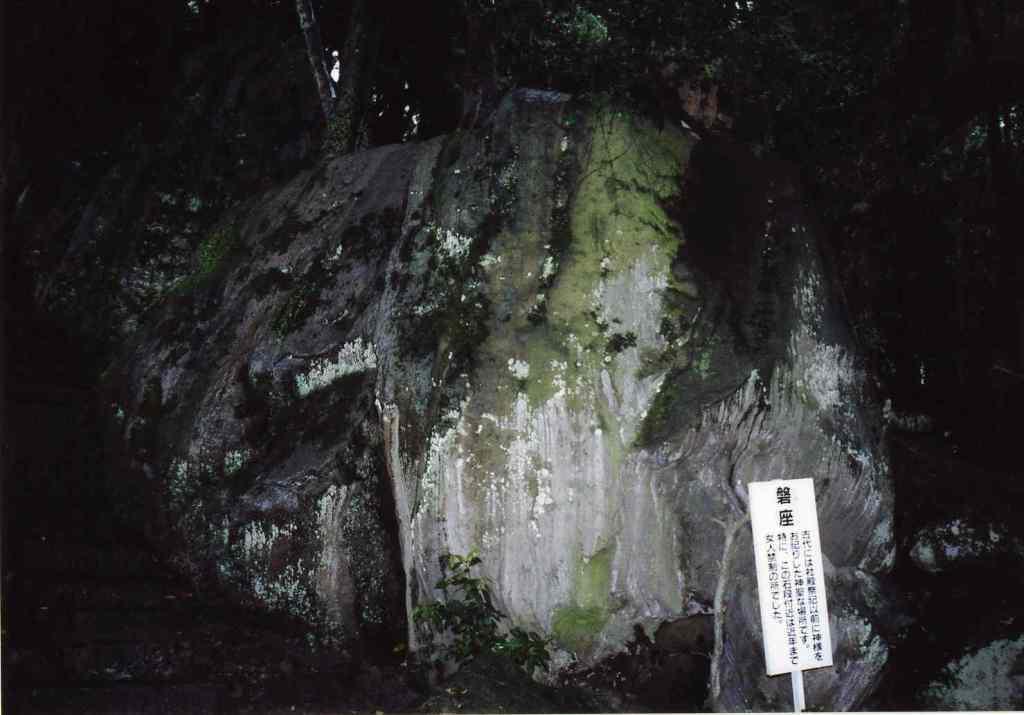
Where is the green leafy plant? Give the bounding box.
[413,549,552,675]
[492,625,553,674]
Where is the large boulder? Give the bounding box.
[98,89,894,709]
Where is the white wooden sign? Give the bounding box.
[749,478,833,678]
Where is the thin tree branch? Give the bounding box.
[295,0,336,121]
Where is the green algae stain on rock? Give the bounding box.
[552,545,616,654]
[552,605,608,654]
[271,282,319,337]
[577,545,614,610]
[171,224,242,294]
[551,108,689,325]
[468,109,693,421]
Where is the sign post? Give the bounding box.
[749,478,833,712]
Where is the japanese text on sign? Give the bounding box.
[749,478,833,675]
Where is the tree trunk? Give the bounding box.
[330,0,375,154]
[295,0,336,121]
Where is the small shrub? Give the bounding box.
[413,549,552,675]
[493,625,553,674]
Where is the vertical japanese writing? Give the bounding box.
[778,531,798,665]
[750,479,833,675]
[792,528,809,654]
[766,534,782,623]
[802,529,825,661]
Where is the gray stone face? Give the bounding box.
[79,89,896,709]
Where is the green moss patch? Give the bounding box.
[552,545,615,654]
[469,109,692,416]
[552,605,609,654]
[171,224,241,294]
[432,107,695,513]
[577,546,613,608]
[271,282,320,337]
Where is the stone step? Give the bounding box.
[7,682,225,714]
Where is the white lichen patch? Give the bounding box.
[412,300,440,317]
[432,225,473,261]
[228,520,325,622]
[549,360,576,400]
[924,635,1024,709]
[224,448,253,476]
[479,253,501,269]
[250,563,318,622]
[239,521,294,562]
[508,358,531,380]
[790,329,857,413]
[315,484,351,621]
[497,161,518,191]
[535,479,555,510]
[542,255,558,282]
[910,519,1011,573]
[168,458,193,510]
[420,421,460,512]
[145,222,172,235]
[295,338,378,397]
[882,398,934,432]
[316,485,347,529]
[795,261,825,328]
